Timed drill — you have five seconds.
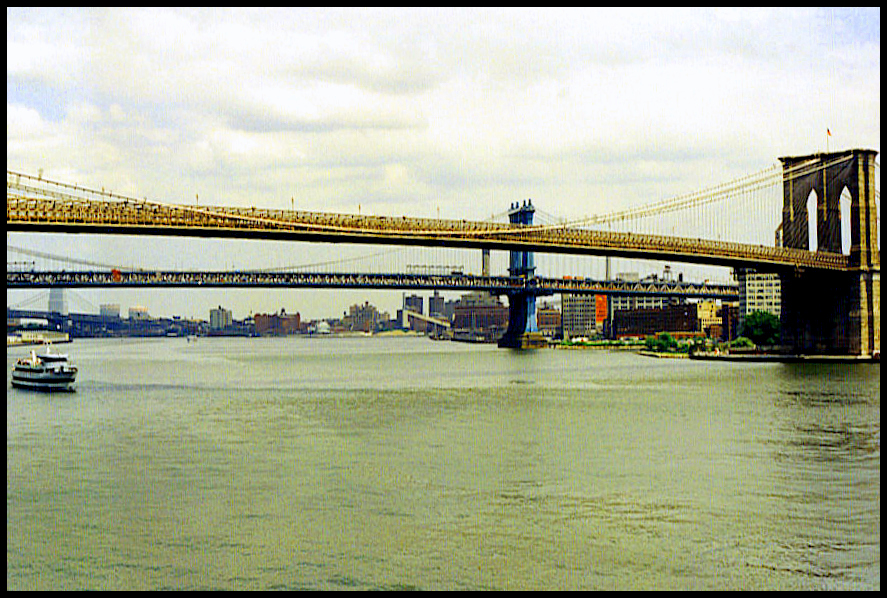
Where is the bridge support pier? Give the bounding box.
[779,149,880,356]
[780,269,880,355]
[497,200,548,349]
[499,291,547,349]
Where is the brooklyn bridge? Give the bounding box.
[6,148,880,355]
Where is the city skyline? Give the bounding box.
[7,8,880,319]
[10,286,468,324]
[8,262,736,323]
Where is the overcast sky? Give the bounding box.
[7,7,880,320]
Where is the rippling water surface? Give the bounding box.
[7,337,880,589]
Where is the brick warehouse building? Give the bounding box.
[613,303,699,338]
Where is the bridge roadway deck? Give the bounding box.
[7,191,849,272]
[7,270,739,300]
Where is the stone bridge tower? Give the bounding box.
[779,149,880,356]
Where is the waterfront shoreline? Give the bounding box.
[7,339,73,348]
[690,352,880,363]
[638,350,688,359]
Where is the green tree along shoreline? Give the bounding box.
[558,310,783,354]
[644,332,679,353]
[740,310,780,346]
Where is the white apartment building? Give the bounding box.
[209,305,233,330]
[735,269,781,330]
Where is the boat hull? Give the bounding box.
[11,369,77,392]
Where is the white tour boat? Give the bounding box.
[11,346,78,391]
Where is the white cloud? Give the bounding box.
[7,103,51,139]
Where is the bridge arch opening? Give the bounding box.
[840,187,852,255]
[806,189,818,251]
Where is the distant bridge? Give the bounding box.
[6,269,739,300]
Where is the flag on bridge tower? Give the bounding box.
[827,128,832,136]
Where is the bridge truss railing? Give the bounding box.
[7,196,848,272]
[6,269,739,300]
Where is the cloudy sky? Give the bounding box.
[7,7,880,320]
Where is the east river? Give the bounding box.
[7,336,880,590]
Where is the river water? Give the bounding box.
[6,336,880,590]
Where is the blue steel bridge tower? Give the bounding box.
[498,200,549,349]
